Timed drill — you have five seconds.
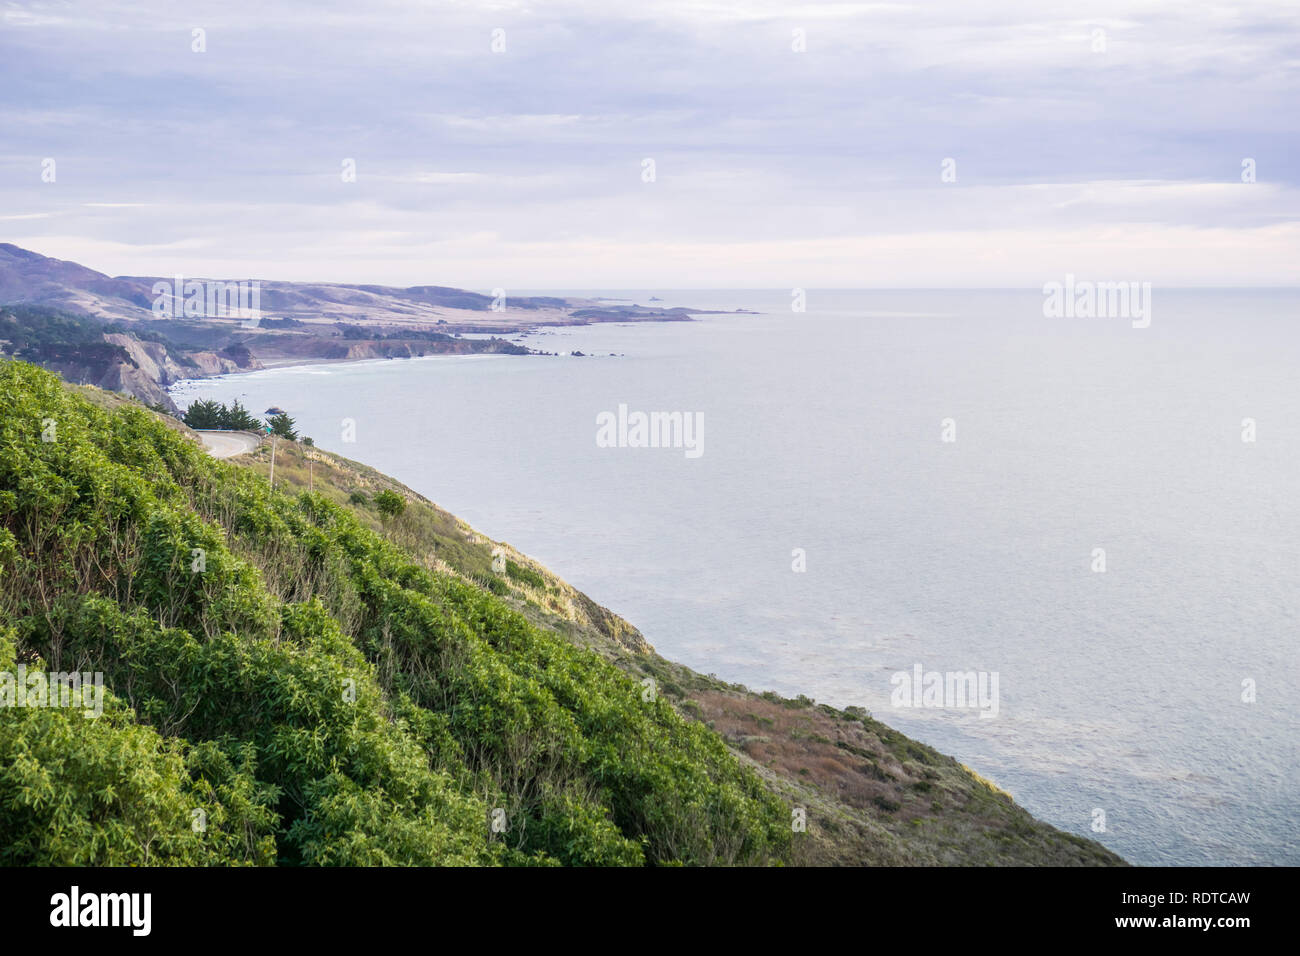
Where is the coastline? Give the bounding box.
[164,304,745,399]
[166,311,1117,863]
[157,294,1278,866]
[27,298,1139,865]
[173,393,1126,866]
[162,303,751,404]
[1,245,752,412]
[0,360,1129,866]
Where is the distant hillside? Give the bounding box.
[0,243,709,409]
[0,304,250,412]
[0,359,1125,866]
[0,242,701,330]
[0,242,559,321]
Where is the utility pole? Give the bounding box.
[269,434,277,489]
[309,459,314,494]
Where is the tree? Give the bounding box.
[375,490,406,521]
[225,399,261,431]
[182,399,262,431]
[182,399,224,429]
[266,412,298,440]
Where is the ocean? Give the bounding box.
[170,288,1300,866]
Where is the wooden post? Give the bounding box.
[269,435,277,489]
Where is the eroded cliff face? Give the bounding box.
[92,334,257,412]
[47,327,525,414]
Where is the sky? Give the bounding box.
[1,0,1297,288]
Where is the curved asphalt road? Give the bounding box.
[196,430,262,458]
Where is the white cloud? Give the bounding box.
[0,0,1295,286]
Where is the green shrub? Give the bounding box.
[375,490,406,520]
[0,358,791,866]
[505,560,545,589]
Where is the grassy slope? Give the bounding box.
[193,400,1124,867]
[5,365,794,866]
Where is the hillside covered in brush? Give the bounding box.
[0,359,1122,866]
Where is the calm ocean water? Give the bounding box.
[172,289,1300,866]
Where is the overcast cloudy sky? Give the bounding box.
[2,0,1297,287]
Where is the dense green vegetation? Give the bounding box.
[0,359,790,865]
[374,489,406,522]
[0,303,177,351]
[182,398,263,431]
[0,305,133,371]
[0,305,115,351]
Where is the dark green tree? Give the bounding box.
[266,412,298,440]
[183,399,262,431]
[182,399,225,429]
[224,399,261,431]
